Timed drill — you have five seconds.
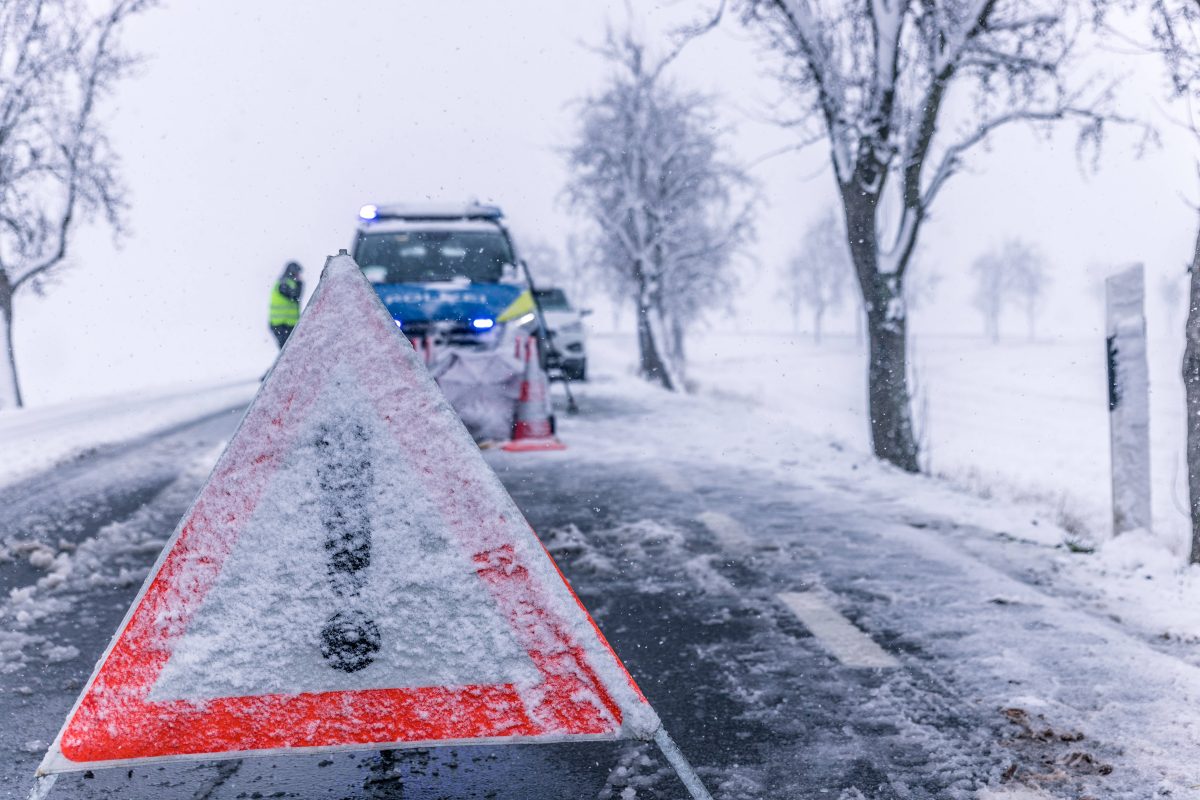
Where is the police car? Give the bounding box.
[353,202,539,345]
[352,202,543,441]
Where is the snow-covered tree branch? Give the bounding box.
[0,0,152,409]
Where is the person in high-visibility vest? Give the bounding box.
[269,262,303,348]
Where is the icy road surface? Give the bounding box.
[2,358,1198,798]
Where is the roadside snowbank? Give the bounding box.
[1076,528,1200,643]
[0,380,257,487]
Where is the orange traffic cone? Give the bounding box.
[503,336,566,452]
[408,334,435,365]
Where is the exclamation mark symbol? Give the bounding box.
[315,420,381,672]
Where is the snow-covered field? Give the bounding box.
[0,380,258,487]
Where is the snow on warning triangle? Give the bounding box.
[37,253,658,775]
[148,373,537,700]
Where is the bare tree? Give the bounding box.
[735,0,1131,471]
[0,0,151,408]
[971,247,1008,343]
[565,27,753,390]
[1008,241,1050,340]
[972,238,1049,342]
[786,209,850,342]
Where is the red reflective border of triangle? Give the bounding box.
[57,270,640,764]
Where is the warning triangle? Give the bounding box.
[38,253,659,774]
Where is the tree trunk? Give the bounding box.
[812,306,823,345]
[0,274,22,409]
[636,281,677,391]
[865,294,920,473]
[843,192,920,473]
[1182,213,1200,563]
[985,312,1000,344]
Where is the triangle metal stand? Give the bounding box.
[653,726,714,800]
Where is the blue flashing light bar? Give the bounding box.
[471,318,495,330]
[359,204,379,221]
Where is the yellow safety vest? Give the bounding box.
[269,279,300,326]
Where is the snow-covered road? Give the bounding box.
[2,358,1198,798]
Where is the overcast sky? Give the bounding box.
[12,1,1198,404]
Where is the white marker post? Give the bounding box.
[1105,264,1152,536]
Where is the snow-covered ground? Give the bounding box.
[0,380,258,487]
[0,382,256,678]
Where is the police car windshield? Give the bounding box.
[355,230,513,284]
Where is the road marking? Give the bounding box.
[696,510,752,548]
[777,591,899,669]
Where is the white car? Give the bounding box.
[534,287,588,381]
